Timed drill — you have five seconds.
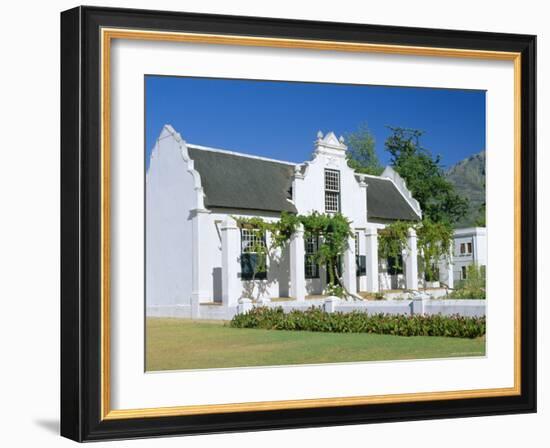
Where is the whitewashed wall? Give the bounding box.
[146,127,196,310]
[293,132,368,229]
[453,228,487,279]
[201,209,293,302]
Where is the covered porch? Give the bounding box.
[210,218,453,307]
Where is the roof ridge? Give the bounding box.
[187,143,297,167]
[359,173,392,181]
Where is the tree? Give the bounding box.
[385,127,469,225]
[377,221,410,272]
[345,123,384,175]
[450,264,486,299]
[415,219,453,284]
[378,219,453,288]
[475,203,486,227]
[475,179,487,226]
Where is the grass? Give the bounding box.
[146,318,486,371]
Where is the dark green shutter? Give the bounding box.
[241,254,267,280]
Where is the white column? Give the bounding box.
[438,244,454,289]
[324,296,341,313]
[365,228,379,292]
[221,217,241,307]
[446,262,454,289]
[191,208,210,304]
[405,228,419,290]
[289,223,306,301]
[342,234,357,295]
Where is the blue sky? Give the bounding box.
[145,76,485,170]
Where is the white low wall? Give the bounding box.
[147,298,486,320]
[336,301,411,316]
[199,304,239,320]
[384,289,452,300]
[331,299,485,318]
[146,305,193,318]
[422,299,486,317]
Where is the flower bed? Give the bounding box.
[230,306,485,338]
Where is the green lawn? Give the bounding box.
[146,318,485,371]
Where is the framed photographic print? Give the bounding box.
[60,6,536,442]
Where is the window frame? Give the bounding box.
[304,235,320,279]
[459,241,473,255]
[240,228,268,280]
[324,168,341,213]
[355,232,366,276]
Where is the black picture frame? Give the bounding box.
[61,5,536,442]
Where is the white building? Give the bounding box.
[452,227,487,281]
[146,125,435,318]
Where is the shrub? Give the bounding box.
[230,307,485,338]
[325,283,345,298]
[450,264,486,299]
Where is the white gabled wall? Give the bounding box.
[292,132,367,293]
[146,125,201,310]
[292,132,368,229]
[146,127,425,311]
[381,166,422,218]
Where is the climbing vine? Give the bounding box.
[377,219,453,285]
[416,219,453,283]
[234,212,353,297]
[235,213,453,295]
[377,221,411,271]
[297,212,353,291]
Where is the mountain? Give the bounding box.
[446,151,486,228]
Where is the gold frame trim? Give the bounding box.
[100,28,522,421]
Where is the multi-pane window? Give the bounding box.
[324,169,340,213]
[304,236,320,279]
[240,228,267,280]
[459,242,473,255]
